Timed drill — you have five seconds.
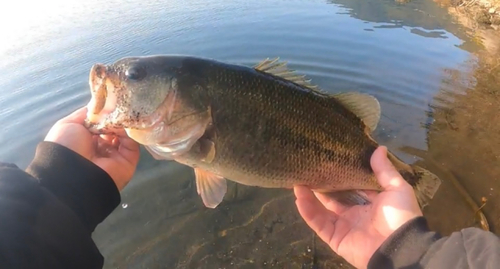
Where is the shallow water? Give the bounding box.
[0,0,498,268]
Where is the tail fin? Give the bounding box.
[325,166,442,209]
[410,165,442,209]
[386,151,442,209]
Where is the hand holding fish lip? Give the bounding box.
[294,146,423,269]
[45,106,141,191]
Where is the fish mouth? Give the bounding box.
[84,63,177,135]
[84,64,120,133]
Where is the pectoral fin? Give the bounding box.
[194,168,227,208]
[199,138,216,163]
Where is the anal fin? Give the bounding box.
[194,168,227,208]
[323,190,371,207]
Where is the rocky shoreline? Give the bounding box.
[430,0,500,54]
[431,0,500,30]
[444,0,500,28]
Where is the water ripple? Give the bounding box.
[0,0,473,170]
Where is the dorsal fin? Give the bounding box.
[333,92,381,132]
[254,58,380,132]
[254,57,322,92]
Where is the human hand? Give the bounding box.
[294,146,422,269]
[44,106,140,190]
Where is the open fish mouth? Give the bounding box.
[84,63,120,132]
[83,63,179,136]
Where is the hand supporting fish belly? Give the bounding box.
[84,55,442,210]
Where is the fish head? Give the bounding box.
[85,56,211,154]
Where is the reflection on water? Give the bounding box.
[410,57,500,235]
[0,0,497,268]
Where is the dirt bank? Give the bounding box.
[432,0,500,53]
[404,0,500,235]
[404,56,500,235]
[436,0,500,27]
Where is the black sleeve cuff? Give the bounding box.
[0,163,106,268]
[368,216,442,269]
[25,141,120,232]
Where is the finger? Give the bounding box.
[92,135,99,149]
[95,137,117,157]
[118,136,140,152]
[58,106,88,124]
[370,146,408,191]
[112,128,129,137]
[313,192,348,215]
[294,186,339,251]
[112,136,120,147]
[364,190,380,201]
[293,185,315,200]
[100,134,116,144]
[117,137,140,165]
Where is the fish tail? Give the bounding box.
[409,164,442,209]
[386,151,442,209]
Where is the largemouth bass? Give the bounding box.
[84,55,441,209]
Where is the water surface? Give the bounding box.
[0,0,497,268]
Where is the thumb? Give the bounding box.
[58,106,88,124]
[117,136,141,166]
[370,146,409,191]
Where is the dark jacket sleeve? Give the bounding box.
[0,141,121,269]
[368,216,500,269]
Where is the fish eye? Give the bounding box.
[125,66,147,81]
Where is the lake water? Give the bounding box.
[1,0,499,268]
